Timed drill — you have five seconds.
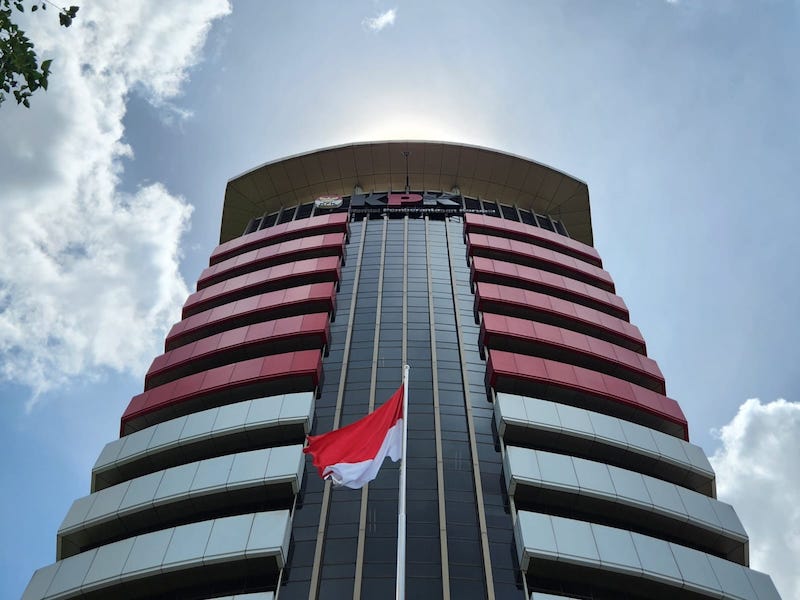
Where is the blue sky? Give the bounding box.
[1,1,798,598]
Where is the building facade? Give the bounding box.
[23,142,782,600]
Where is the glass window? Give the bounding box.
[500,205,519,221]
[296,202,314,220]
[534,214,555,232]
[262,212,278,228]
[518,209,535,226]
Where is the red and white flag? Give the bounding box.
[303,385,404,489]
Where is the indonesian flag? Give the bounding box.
[303,385,404,489]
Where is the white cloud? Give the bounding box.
[709,398,800,600]
[0,0,231,407]
[362,8,397,32]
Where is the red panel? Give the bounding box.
[479,313,664,392]
[182,256,341,319]
[166,282,336,351]
[210,213,349,265]
[198,232,346,290]
[473,283,645,353]
[121,349,323,435]
[464,213,602,267]
[471,256,629,321]
[466,232,614,292]
[485,349,688,440]
[145,312,330,389]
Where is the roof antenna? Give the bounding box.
[402,151,411,193]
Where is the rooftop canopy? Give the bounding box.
[222,141,593,246]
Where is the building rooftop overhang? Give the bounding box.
[221,140,593,246]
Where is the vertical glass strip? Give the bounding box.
[403,218,443,599]
[425,218,452,600]
[446,219,523,599]
[354,217,389,600]
[430,219,489,598]
[359,216,409,596]
[303,219,369,600]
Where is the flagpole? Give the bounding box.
[396,364,409,600]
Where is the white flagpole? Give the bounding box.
[396,364,410,600]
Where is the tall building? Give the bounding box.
[23,142,782,600]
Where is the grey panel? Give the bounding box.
[21,563,60,600]
[265,444,304,490]
[148,414,187,452]
[571,458,615,498]
[58,446,302,558]
[212,400,252,437]
[504,445,540,495]
[92,393,314,491]
[630,531,683,586]
[247,510,292,565]
[85,481,129,523]
[550,516,599,564]
[42,548,96,598]
[536,450,578,492]
[496,393,559,431]
[652,428,691,465]
[494,393,716,495]
[676,486,722,531]
[119,427,155,462]
[514,511,781,599]
[505,446,747,561]
[204,513,255,565]
[682,441,716,475]
[514,511,557,570]
[81,537,135,592]
[642,474,688,522]
[618,419,660,459]
[180,406,220,443]
[710,499,748,540]
[118,470,164,516]
[708,554,759,600]
[608,465,653,510]
[744,568,783,600]
[121,527,173,581]
[227,448,270,490]
[495,393,532,434]
[280,391,314,428]
[155,461,200,503]
[92,438,124,472]
[23,511,291,599]
[592,525,642,576]
[669,541,723,597]
[586,410,627,450]
[554,402,594,440]
[59,494,97,533]
[244,395,282,429]
[190,454,236,497]
[162,519,214,571]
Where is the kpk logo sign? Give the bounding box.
[349,192,461,212]
[314,195,344,209]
